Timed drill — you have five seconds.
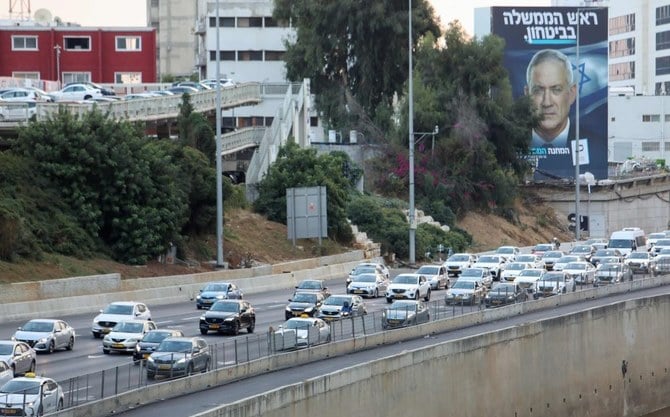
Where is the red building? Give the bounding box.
[0,25,156,85]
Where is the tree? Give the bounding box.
[177,93,216,164]
[273,0,440,134]
[253,142,361,243]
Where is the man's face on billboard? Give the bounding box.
[527,59,576,141]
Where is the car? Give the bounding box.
[51,83,104,101]
[346,272,389,298]
[316,294,367,321]
[12,319,76,353]
[385,273,431,303]
[458,267,494,288]
[381,300,430,329]
[64,81,116,96]
[201,78,236,89]
[590,249,623,266]
[146,336,210,379]
[0,101,36,121]
[346,262,390,285]
[499,262,533,282]
[133,329,185,364]
[533,271,576,298]
[516,253,546,270]
[199,299,256,335]
[0,361,12,388]
[552,255,584,271]
[167,85,200,95]
[624,251,656,274]
[415,264,449,289]
[542,250,566,271]
[0,341,36,377]
[294,279,331,298]
[172,81,212,90]
[594,263,633,285]
[123,92,162,100]
[195,282,244,309]
[652,239,670,256]
[442,253,478,277]
[273,317,331,349]
[585,237,608,246]
[0,88,49,102]
[444,279,486,305]
[0,374,64,416]
[531,243,556,255]
[285,291,325,320]
[472,255,507,282]
[91,301,152,338]
[515,268,545,295]
[569,245,597,262]
[563,261,597,285]
[494,246,520,262]
[646,232,667,251]
[484,282,528,307]
[655,254,670,275]
[102,319,157,354]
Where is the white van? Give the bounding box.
[608,227,646,257]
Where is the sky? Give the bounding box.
[14,0,551,34]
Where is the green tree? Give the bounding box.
[253,142,361,243]
[177,93,216,164]
[273,0,440,134]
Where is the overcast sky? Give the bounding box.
[15,0,550,34]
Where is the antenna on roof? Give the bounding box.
[9,0,31,20]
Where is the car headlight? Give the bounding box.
[38,337,48,343]
[126,338,139,344]
[304,307,314,313]
[103,335,111,341]
[135,345,141,352]
[224,317,235,322]
[216,295,225,299]
[147,356,155,363]
[285,306,292,312]
[10,336,16,341]
[196,295,201,300]
[199,315,206,320]
[507,296,515,300]
[176,356,188,364]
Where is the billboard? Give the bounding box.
[490,7,608,180]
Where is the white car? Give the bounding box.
[0,375,64,416]
[562,261,597,285]
[624,251,656,274]
[515,268,546,295]
[534,271,575,298]
[12,319,76,353]
[415,264,449,290]
[0,88,50,102]
[0,361,12,388]
[458,267,494,288]
[472,254,507,281]
[385,273,431,303]
[91,301,152,338]
[0,341,36,377]
[346,272,389,298]
[444,279,486,305]
[0,101,36,121]
[552,255,584,272]
[499,262,533,282]
[51,83,103,102]
[102,319,157,354]
[646,232,667,251]
[442,253,477,277]
[516,253,546,270]
[273,317,331,350]
[494,246,520,262]
[652,239,670,256]
[346,262,390,285]
[542,250,566,270]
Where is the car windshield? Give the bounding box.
[460,269,483,277]
[22,321,54,332]
[491,284,515,293]
[352,274,377,283]
[211,302,240,312]
[544,251,563,258]
[600,265,622,272]
[203,284,228,292]
[594,250,614,256]
[388,301,418,311]
[496,248,515,254]
[103,304,133,315]
[298,281,322,290]
[572,246,591,252]
[284,320,314,330]
[392,275,418,284]
[351,266,375,275]
[478,256,498,263]
[323,296,350,306]
[143,332,173,343]
[0,345,13,355]
[416,266,439,275]
[507,263,526,270]
[557,256,578,263]
[0,380,39,395]
[292,293,317,303]
[157,341,192,353]
[656,239,670,246]
[649,233,666,239]
[448,255,470,262]
[628,252,648,259]
[565,263,587,270]
[516,256,535,262]
[519,270,543,277]
[608,239,633,249]
[452,281,475,289]
[113,322,144,333]
[540,274,564,282]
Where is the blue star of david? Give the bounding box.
[572,62,590,94]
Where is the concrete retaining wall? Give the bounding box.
[0,250,375,323]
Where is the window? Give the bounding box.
[264,17,277,27]
[115,72,142,84]
[208,17,234,27]
[116,36,141,51]
[610,13,635,35]
[658,5,670,26]
[642,142,661,151]
[62,72,91,84]
[310,117,318,127]
[12,72,39,80]
[237,17,263,27]
[151,0,158,6]
[238,50,262,61]
[209,51,235,61]
[610,62,635,81]
[642,114,661,122]
[265,50,285,61]
[12,35,37,50]
[64,36,90,50]
[657,56,670,76]
[609,38,635,58]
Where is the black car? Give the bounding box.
[381,300,430,329]
[146,337,210,379]
[285,291,325,320]
[294,279,330,298]
[199,299,256,335]
[133,329,184,364]
[484,282,527,307]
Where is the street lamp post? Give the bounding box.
[408,0,416,265]
[574,11,581,242]
[215,0,224,267]
[54,44,62,87]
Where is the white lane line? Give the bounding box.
[88,355,105,358]
[181,316,202,321]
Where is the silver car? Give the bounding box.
[0,375,64,416]
[0,341,36,377]
[0,361,12,388]
[415,264,449,289]
[103,320,158,354]
[12,319,76,353]
[346,272,389,298]
[146,337,211,379]
[273,317,331,349]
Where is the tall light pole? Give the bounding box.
[54,44,62,87]
[215,0,224,267]
[408,0,416,266]
[574,11,581,242]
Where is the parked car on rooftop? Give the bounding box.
[51,83,103,102]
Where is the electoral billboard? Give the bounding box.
[489,7,608,180]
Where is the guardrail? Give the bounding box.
[220,126,266,155]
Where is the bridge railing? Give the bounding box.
[221,126,266,155]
